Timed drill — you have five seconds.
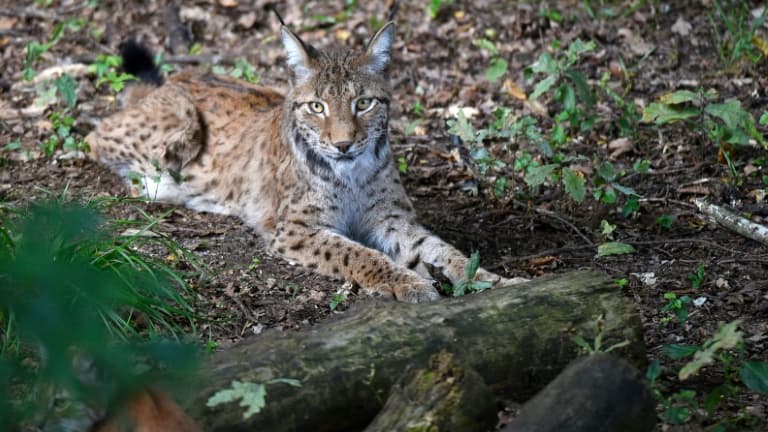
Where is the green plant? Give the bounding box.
[207,378,301,420]
[652,321,768,427]
[709,0,767,68]
[427,0,454,19]
[88,53,137,93]
[42,110,88,155]
[642,89,767,150]
[23,23,65,80]
[0,202,199,428]
[329,293,346,311]
[615,278,628,288]
[213,58,260,84]
[248,256,261,271]
[598,71,641,138]
[526,38,597,147]
[445,251,492,297]
[661,292,691,325]
[656,214,675,229]
[571,314,630,355]
[473,37,508,82]
[688,264,705,289]
[397,156,409,173]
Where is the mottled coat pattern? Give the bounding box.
[86,23,524,302]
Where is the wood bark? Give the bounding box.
[188,270,646,432]
[502,353,656,432]
[694,198,768,246]
[363,351,497,432]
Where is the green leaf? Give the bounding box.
[562,168,586,202]
[646,359,661,382]
[741,361,768,393]
[641,102,699,125]
[54,73,78,108]
[4,140,22,151]
[656,214,675,229]
[465,251,481,280]
[564,39,596,67]
[473,38,498,55]
[267,378,302,387]
[659,90,699,105]
[596,161,617,182]
[664,406,691,425]
[207,380,267,420]
[564,70,593,108]
[759,112,768,125]
[524,164,558,187]
[596,242,636,258]
[446,111,475,144]
[571,335,593,353]
[530,52,557,75]
[530,75,557,100]
[611,183,638,197]
[484,58,508,82]
[680,321,743,380]
[705,99,748,131]
[663,344,700,359]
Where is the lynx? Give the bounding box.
[86,21,525,303]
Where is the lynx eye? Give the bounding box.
[307,101,325,114]
[354,98,375,114]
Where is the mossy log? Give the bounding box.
[189,270,646,432]
[363,351,497,432]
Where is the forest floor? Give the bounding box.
[1,0,767,430]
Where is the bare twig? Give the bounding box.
[534,207,595,246]
[694,198,768,246]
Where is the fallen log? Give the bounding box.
[189,270,646,431]
[363,351,497,432]
[502,353,656,432]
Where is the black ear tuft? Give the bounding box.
[119,39,163,86]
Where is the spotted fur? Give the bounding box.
[86,23,524,302]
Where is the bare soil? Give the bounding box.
[1,0,767,430]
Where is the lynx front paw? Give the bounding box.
[393,277,441,303]
[475,269,529,288]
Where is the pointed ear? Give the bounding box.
[362,22,395,74]
[280,26,315,81]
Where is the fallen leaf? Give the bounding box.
[671,16,692,36]
[219,0,238,7]
[608,137,633,158]
[237,12,257,29]
[503,79,527,100]
[617,28,655,57]
[335,28,351,42]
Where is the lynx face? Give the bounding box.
[282,25,393,172]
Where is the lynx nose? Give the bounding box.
[334,141,353,154]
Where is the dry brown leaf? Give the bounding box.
[503,79,527,100]
[218,0,238,7]
[617,28,654,57]
[608,137,633,159]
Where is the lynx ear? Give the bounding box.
[363,22,395,74]
[280,26,315,81]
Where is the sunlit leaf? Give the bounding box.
[641,102,698,125]
[207,380,267,419]
[562,168,586,202]
[596,242,636,257]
